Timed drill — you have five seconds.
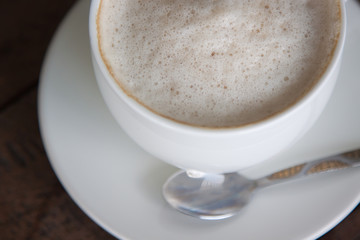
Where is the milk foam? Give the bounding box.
[97,0,341,127]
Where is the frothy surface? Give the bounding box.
[97,0,340,127]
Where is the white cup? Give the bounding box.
[89,0,346,174]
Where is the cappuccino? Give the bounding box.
[97,0,341,128]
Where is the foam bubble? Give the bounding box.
[97,0,341,127]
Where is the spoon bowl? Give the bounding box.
[163,171,256,220]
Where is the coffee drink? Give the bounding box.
[97,0,341,128]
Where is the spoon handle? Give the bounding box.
[257,149,360,188]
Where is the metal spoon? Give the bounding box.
[163,149,360,220]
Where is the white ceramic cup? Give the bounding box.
[89,0,347,174]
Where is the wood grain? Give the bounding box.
[0,1,358,239]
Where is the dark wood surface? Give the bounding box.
[0,0,359,239]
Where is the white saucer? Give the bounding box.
[38,1,360,239]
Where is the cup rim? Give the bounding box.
[89,0,346,135]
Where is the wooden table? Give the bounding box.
[0,0,359,239]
